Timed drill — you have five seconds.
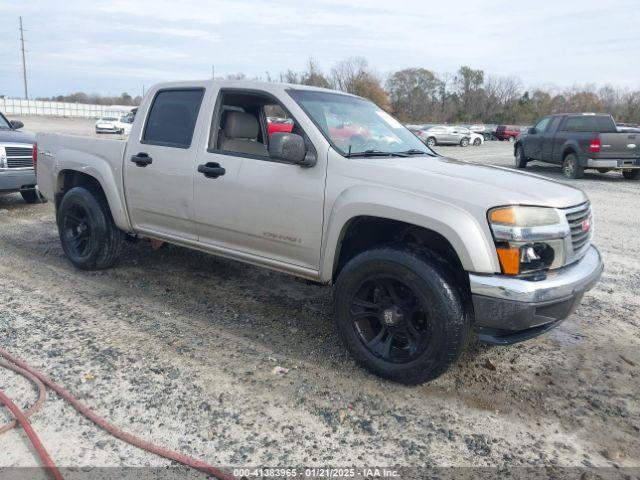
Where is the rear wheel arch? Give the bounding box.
[56,169,129,231]
[562,147,577,160]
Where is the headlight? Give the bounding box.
[488,206,569,276]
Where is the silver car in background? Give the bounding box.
[423,125,470,147]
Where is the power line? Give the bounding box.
[19,16,28,100]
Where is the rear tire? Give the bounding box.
[622,169,640,180]
[473,138,481,146]
[562,153,584,179]
[334,247,470,384]
[515,145,527,169]
[460,137,469,147]
[427,137,436,148]
[57,187,125,270]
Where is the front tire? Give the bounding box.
[562,153,584,179]
[334,247,470,384]
[57,187,125,270]
[473,138,481,146]
[515,145,527,169]
[427,137,436,148]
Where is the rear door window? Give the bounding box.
[143,89,204,148]
[562,115,616,133]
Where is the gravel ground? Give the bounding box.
[1,118,639,476]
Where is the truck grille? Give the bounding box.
[4,146,33,169]
[564,202,592,256]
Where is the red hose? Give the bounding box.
[0,359,47,434]
[0,347,238,480]
[0,389,64,480]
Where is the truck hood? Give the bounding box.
[346,154,587,210]
[0,129,35,144]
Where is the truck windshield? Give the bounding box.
[288,89,434,157]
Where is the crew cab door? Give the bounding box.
[124,87,206,240]
[192,88,326,274]
[524,116,551,160]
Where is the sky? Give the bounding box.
[1,0,639,98]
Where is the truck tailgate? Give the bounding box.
[598,132,640,159]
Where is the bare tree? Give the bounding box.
[330,57,390,110]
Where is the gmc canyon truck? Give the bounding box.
[36,81,603,384]
[515,113,640,179]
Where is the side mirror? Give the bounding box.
[10,120,24,129]
[269,132,316,167]
[528,127,536,134]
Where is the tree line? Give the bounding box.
[273,58,640,125]
[37,91,141,106]
[37,57,640,125]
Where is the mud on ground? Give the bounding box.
[0,132,638,473]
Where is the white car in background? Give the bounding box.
[95,116,121,134]
[458,127,484,146]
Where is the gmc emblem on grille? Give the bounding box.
[581,217,592,233]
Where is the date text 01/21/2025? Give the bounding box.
[233,467,400,478]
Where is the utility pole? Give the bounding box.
[19,16,28,99]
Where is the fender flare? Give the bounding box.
[319,186,499,282]
[55,150,132,232]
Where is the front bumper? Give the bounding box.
[0,169,36,193]
[469,246,603,344]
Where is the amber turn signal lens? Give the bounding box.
[489,207,516,225]
[496,247,520,275]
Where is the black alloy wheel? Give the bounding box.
[349,275,433,363]
[334,247,469,384]
[61,203,94,258]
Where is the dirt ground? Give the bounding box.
[1,117,639,476]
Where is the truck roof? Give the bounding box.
[551,112,612,117]
[148,79,362,99]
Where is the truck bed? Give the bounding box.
[36,133,127,202]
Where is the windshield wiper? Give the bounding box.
[398,149,433,156]
[349,149,409,158]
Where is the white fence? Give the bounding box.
[0,98,134,119]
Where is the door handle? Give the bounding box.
[198,162,226,179]
[131,152,153,167]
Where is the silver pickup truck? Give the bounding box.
[36,80,603,384]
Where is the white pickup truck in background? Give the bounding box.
[36,80,603,384]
